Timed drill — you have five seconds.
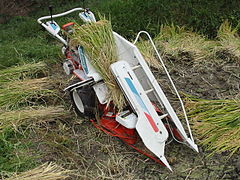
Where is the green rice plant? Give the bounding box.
[0,62,47,84]
[155,24,215,61]
[186,98,240,156]
[70,19,125,110]
[6,162,74,180]
[136,40,163,70]
[0,106,71,132]
[216,20,240,62]
[0,77,56,110]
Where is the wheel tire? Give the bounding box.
[70,85,96,118]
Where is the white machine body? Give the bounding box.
[79,11,96,23]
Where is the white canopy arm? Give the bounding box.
[37,7,84,24]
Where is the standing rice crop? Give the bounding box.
[155,24,215,61]
[135,40,162,70]
[216,20,240,62]
[70,20,125,110]
[186,98,240,156]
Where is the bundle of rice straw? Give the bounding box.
[0,62,47,84]
[70,20,126,110]
[186,98,240,156]
[0,106,71,132]
[6,162,73,180]
[0,77,56,110]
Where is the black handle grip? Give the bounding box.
[49,5,53,23]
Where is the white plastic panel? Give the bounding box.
[113,32,198,153]
[92,82,109,104]
[111,60,171,170]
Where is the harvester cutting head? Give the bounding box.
[37,6,198,171]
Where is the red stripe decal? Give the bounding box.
[73,71,83,81]
[144,112,159,132]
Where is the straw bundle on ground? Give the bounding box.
[0,62,47,84]
[0,106,71,132]
[186,98,240,156]
[5,162,74,180]
[70,20,125,110]
[0,77,56,110]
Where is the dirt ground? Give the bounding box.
[29,51,240,180]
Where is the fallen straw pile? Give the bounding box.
[186,98,240,156]
[0,62,47,84]
[5,162,74,180]
[70,20,125,110]
[0,106,71,133]
[0,77,56,110]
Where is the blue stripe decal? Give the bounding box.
[50,23,57,30]
[125,77,159,132]
[125,77,149,113]
[78,46,89,74]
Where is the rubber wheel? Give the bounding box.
[70,85,96,118]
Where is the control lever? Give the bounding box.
[49,5,53,23]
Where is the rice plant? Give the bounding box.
[0,77,56,110]
[0,106,71,132]
[186,98,240,156]
[70,19,125,110]
[6,162,74,180]
[0,62,47,84]
[216,20,240,62]
[135,40,163,70]
[155,24,215,61]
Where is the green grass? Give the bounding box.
[0,16,60,69]
[0,129,36,178]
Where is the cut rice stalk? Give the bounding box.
[5,162,74,180]
[70,19,126,111]
[0,62,47,84]
[0,106,71,132]
[186,98,240,156]
[0,77,57,110]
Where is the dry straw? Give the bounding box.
[186,98,240,156]
[0,62,47,84]
[0,77,56,110]
[70,19,125,110]
[5,162,74,180]
[0,106,71,132]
